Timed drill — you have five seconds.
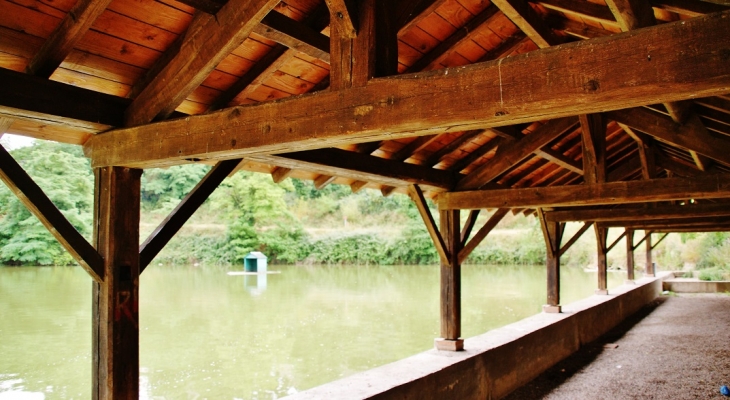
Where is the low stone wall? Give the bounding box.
[285,274,666,400]
[663,279,730,293]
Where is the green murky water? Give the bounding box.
[0,264,625,399]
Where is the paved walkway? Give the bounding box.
[503,294,730,400]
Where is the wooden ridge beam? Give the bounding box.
[254,11,331,63]
[0,145,104,282]
[124,0,280,126]
[139,159,241,271]
[491,0,561,48]
[608,107,730,167]
[409,184,449,264]
[546,203,730,222]
[457,117,578,190]
[439,174,730,210]
[86,12,730,168]
[26,0,114,78]
[458,208,509,264]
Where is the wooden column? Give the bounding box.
[435,209,463,351]
[626,228,635,283]
[93,167,142,400]
[538,209,563,313]
[595,226,609,295]
[645,232,654,277]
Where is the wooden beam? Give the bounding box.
[606,230,627,252]
[458,208,508,264]
[597,216,730,230]
[314,174,336,189]
[0,68,127,129]
[325,0,357,39]
[139,159,241,271]
[580,113,606,184]
[409,184,449,264]
[124,0,280,126]
[538,208,564,309]
[405,5,501,73]
[491,0,561,48]
[460,209,481,247]
[546,203,730,222]
[92,166,141,399]
[86,12,730,168]
[439,208,462,346]
[535,148,583,175]
[0,118,13,135]
[651,0,730,18]
[595,225,609,293]
[626,228,635,280]
[254,11,330,63]
[457,117,578,190]
[380,185,397,196]
[26,0,114,78]
[264,148,456,189]
[389,134,440,162]
[271,166,292,183]
[439,174,730,210]
[607,107,730,167]
[422,130,485,168]
[605,0,656,31]
[633,230,651,250]
[0,144,104,281]
[558,221,593,257]
[350,180,367,193]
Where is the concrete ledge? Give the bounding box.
[285,273,666,400]
[663,279,730,293]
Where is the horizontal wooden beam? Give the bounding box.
[251,148,456,190]
[546,203,730,222]
[0,145,104,282]
[597,216,730,230]
[140,159,241,271]
[438,174,730,210]
[86,11,730,168]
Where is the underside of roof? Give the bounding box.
[1,0,730,230]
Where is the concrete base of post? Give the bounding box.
[542,304,562,313]
[434,338,464,351]
[595,289,609,295]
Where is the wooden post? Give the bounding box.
[93,167,141,400]
[595,226,609,295]
[538,209,563,313]
[626,228,635,283]
[645,232,655,277]
[435,209,463,351]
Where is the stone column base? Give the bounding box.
[434,338,464,351]
[542,304,562,313]
[595,289,609,295]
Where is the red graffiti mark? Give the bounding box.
[114,290,138,328]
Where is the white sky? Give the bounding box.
[0,134,35,150]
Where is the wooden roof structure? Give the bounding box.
[2,0,730,395]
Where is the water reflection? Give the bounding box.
[0,264,625,399]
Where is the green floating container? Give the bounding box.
[244,251,267,273]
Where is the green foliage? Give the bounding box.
[141,165,210,211]
[698,268,728,281]
[0,142,93,265]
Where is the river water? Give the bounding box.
[0,264,625,399]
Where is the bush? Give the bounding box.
[698,268,727,281]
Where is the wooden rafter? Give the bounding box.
[491,0,561,48]
[457,117,578,190]
[325,0,358,38]
[408,184,449,264]
[140,159,242,271]
[439,174,730,210]
[124,0,280,126]
[0,145,104,282]
[580,113,606,184]
[253,11,331,63]
[651,0,730,18]
[80,12,730,167]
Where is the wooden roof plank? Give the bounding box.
[85,11,730,168]
[491,0,560,48]
[124,0,280,126]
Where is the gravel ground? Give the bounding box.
[503,294,730,400]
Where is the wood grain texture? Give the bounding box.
[458,208,508,264]
[580,113,606,184]
[594,225,608,291]
[439,208,461,340]
[26,0,114,78]
[124,0,279,126]
[605,0,656,31]
[92,166,142,400]
[409,184,449,265]
[546,203,730,222]
[254,11,330,62]
[538,208,563,306]
[87,12,730,168]
[626,229,635,280]
[439,174,730,209]
[0,145,104,281]
[491,0,560,48]
[559,221,592,257]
